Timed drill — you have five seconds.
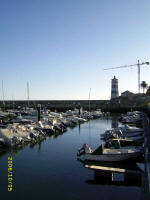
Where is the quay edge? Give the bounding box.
[0,99,149,113]
[142,112,150,200]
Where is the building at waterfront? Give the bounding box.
[146,86,150,96]
[111,76,119,99]
[121,90,134,97]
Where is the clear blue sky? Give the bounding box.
[0,0,150,100]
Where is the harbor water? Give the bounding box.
[0,117,141,200]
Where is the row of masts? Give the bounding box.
[0,82,92,111]
[27,81,30,107]
[1,81,30,107]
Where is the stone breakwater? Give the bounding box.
[0,99,148,112]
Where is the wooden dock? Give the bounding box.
[85,164,141,175]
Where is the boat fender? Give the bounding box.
[100,144,104,154]
[115,140,121,149]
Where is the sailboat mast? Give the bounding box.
[2,80,5,110]
[27,82,30,107]
[88,88,91,112]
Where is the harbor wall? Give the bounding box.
[0,99,148,112]
[146,103,150,116]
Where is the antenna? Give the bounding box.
[2,81,4,101]
[12,94,15,109]
[2,80,5,109]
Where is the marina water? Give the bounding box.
[1,116,141,200]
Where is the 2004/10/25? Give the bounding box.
[8,156,13,192]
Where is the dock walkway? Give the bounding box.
[143,113,150,200]
[85,164,141,175]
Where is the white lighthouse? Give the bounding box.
[111,76,119,99]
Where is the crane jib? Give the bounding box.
[103,60,150,93]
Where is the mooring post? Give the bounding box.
[78,103,81,115]
[37,104,41,122]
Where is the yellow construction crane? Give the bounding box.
[104,60,149,93]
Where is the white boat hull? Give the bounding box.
[123,132,143,137]
[84,146,143,162]
[84,151,142,162]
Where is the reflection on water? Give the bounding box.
[77,157,142,187]
[86,170,141,187]
[111,115,119,128]
[111,118,119,128]
[88,121,92,147]
[0,116,141,200]
[83,162,142,187]
[78,123,80,134]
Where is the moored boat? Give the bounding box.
[77,144,143,162]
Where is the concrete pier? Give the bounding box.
[143,113,150,200]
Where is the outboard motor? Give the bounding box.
[77,144,92,156]
[30,132,37,140]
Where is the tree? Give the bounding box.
[140,81,148,94]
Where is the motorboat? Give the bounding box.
[77,144,143,162]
